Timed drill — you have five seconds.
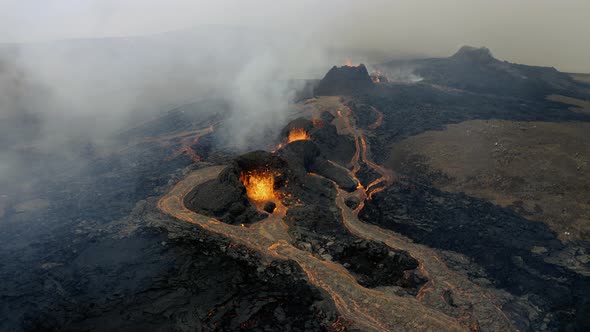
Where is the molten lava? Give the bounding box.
[287,128,310,143]
[239,170,276,202]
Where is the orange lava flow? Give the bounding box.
[334,104,393,200]
[288,127,310,143]
[329,99,516,331]
[367,106,383,130]
[158,166,466,332]
[239,170,276,202]
[166,124,216,163]
[158,97,515,331]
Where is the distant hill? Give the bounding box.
[377,46,586,99]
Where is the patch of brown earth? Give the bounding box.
[547,94,590,114]
[387,119,590,243]
[568,73,590,84]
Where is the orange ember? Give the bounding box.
[239,170,276,202]
[287,128,310,143]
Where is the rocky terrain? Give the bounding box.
[2,46,590,331]
[376,46,587,99]
[386,120,590,244]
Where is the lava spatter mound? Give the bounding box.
[185,138,359,225]
[281,116,356,170]
[184,151,293,224]
[315,64,374,96]
[279,140,357,192]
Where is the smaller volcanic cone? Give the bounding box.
[184,151,291,225]
[315,64,374,96]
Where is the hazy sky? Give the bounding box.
[1,0,589,72]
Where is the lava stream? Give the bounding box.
[158,97,516,331]
[329,100,515,331]
[158,166,465,332]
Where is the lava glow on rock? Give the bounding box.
[287,128,310,143]
[239,170,276,202]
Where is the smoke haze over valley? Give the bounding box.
[3,0,589,186]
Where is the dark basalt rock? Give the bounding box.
[347,102,380,129]
[184,178,267,225]
[279,140,321,179]
[329,240,424,290]
[286,204,423,291]
[450,46,497,64]
[378,45,586,99]
[16,227,338,332]
[280,115,355,167]
[280,117,315,140]
[310,116,356,166]
[356,161,381,189]
[359,181,590,330]
[345,197,360,210]
[280,140,357,192]
[263,201,276,214]
[315,64,374,96]
[311,159,357,192]
[319,111,335,124]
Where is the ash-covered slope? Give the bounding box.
[379,46,585,98]
[315,64,374,95]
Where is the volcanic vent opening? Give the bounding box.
[287,128,310,143]
[239,169,277,203]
